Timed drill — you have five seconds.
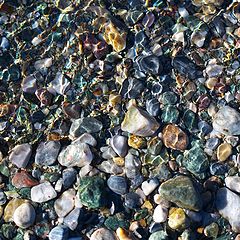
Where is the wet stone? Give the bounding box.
[205,137,220,150]
[120,78,144,99]
[107,176,127,195]
[35,141,61,166]
[137,55,162,75]
[161,105,179,123]
[110,135,128,157]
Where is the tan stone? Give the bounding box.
[168,207,189,231]
[217,143,232,161]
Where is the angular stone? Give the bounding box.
[12,170,38,189]
[79,176,106,209]
[72,133,97,147]
[54,189,76,218]
[159,176,202,211]
[58,143,93,167]
[213,106,240,135]
[121,105,160,137]
[162,124,188,151]
[35,141,61,166]
[13,202,36,229]
[153,205,168,223]
[141,178,159,196]
[168,207,189,231]
[63,208,81,230]
[216,187,240,233]
[31,182,57,203]
[9,143,32,168]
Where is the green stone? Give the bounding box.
[161,91,178,105]
[161,105,179,123]
[183,110,197,131]
[18,187,31,199]
[159,175,202,211]
[147,138,162,155]
[1,224,17,239]
[104,215,129,231]
[204,222,219,238]
[149,230,169,240]
[134,208,148,221]
[79,176,106,209]
[183,145,209,176]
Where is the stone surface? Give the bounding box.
[148,231,169,240]
[49,225,69,240]
[213,106,240,135]
[225,176,240,193]
[159,176,202,211]
[58,142,93,167]
[54,189,76,218]
[79,176,106,209]
[217,143,232,161]
[62,168,77,189]
[153,205,168,223]
[63,208,81,230]
[9,143,32,168]
[168,207,189,231]
[35,141,61,166]
[107,176,127,195]
[141,178,159,196]
[90,228,118,240]
[162,124,188,151]
[12,170,38,189]
[216,187,240,233]
[110,135,128,157]
[0,191,6,205]
[72,133,97,147]
[13,202,36,229]
[121,105,160,137]
[124,192,143,209]
[31,182,57,203]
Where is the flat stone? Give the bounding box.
[35,141,61,166]
[110,135,128,157]
[213,106,240,135]
[58,143,93,167]
[162,124,188,151]
[107,176,127,195]
[216,187,240,233]
[217,143,232,161]
[54,189,76,218]
[49,225,69,240]
[90,228,118,240]
[63,208,81,230]
[13,202,35,229]
[159,176,202,211]
[121,105,160,137]
[9,143,32,168]
[225,176,240,193]
[31,182,57,203]
[12,170,38,189]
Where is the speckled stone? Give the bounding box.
[204,222,219,238]
[13,202,36,229]
[31,182,57,203]
[107,176,127,195]
[161,105,179,123]
[121,105,160,137]
[217,143,232,161]
[148,230,169,240]
[162,124,188,151]
[141,178,159,196]
[159,176,202,211]
[12,170,38,189]
[35,141,61,166]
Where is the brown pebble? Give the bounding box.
[162,124,188,151]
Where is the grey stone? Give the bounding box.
[49,225,69,240]
[110,135,128,157]
[107,176,127,195]
[63,208,81,230]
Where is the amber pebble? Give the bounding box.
[128,135,147,149]
[116,228,132,240]
[112,157,125,166]
[217,143,232,161]
[12,170,38,189]
[162,124,188,151]
[0,104,17,117]
[47,132,61,141]
[168,207,189,231]
[62,102,81,119]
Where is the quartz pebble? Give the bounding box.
[121,105,160,137]
[217,143,232,161]
[31,182,57,203]
[110,135,128,157]
[153,205,168,223]
[63,208,81,230]
[90,228,118,240]
[13,203,36,229]
[141,178,159,196]
[9,143,32,168]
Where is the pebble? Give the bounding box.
[63,208,81,230]
[225,176,240,193]
[146,98,161,117]
[110,135,128,157]
[9,143,32,168]
[72,133,97,147]
[124,192,143,209]
[58,142,93,167]
[120,78,144,99]
[49,225,69,240]
[153,205,168,223]
[168,207,189,231]
[107,176,127,195]
[217,143,232,161]
[205,137,220,150]
[35,141,61,166]
[204,222,219,238]
[148,230,169,240]
[162,124,188,151]
[216,187,240,233]
[31,182,57,203]
[125,152,141,179]
[54,189,76,218]
[13,202,36,229]
[0,190,6,205]
[121,105,160,137]
[141,178,159,196]
[90,228,118,240]
[116,227,132,240]
[12,170,38,189]
[213,106,240,135]
[62,168,77,189]
[159,176,202,211]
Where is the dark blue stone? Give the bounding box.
[210,162,228,176]
[198,121,213,136]
[107,176,128,195]
[205,138,220,150]
[146,98,160,116]
[124,192,142,209]
[62,168,77,189]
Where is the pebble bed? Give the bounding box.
[1,0,240,239]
